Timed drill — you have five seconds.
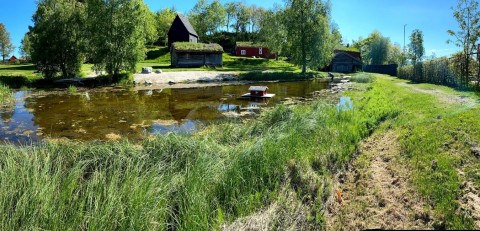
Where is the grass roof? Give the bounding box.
[172,42,223,53]
[335,45,360,53]
[236,41,267,48]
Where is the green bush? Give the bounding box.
[350,73,373,83]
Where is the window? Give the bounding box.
[259,48,263,55]
[241,50,246,56]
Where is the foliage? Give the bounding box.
[86,0,148,76]
[409,29,425,66]
[387,43,403,65]
[156,7,176,46]
[367,36,390,65]
[398,57,461,88]
[29,0,86,79]
[189,0,226,38]
[284,0,334,75]
[447,0,480,85]
[0,23,14,64]
[19,33,32,61]
[258,5,287,58]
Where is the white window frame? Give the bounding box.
[259,47,263,55]
[241,50,246,56]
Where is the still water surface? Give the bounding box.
[0,80,329,144]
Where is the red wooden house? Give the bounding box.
[9,56,17,63]
[235,42,276,59]
[249,86,268,97]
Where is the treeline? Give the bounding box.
[20,0,342,78]
[22,0,156,78]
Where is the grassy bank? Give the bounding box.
[0,73,398,230]
[346,75,480,229]
[0,84,13,105]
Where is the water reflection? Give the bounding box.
[0,80,329,143]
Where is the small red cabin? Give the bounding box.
[9,56,17,63]
[249,86,268,97]
[235,42,276,59]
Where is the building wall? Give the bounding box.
[171,51,222,67]
[168,17,198,47]
[235,46,275,59]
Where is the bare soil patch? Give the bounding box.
[326,132,432,230]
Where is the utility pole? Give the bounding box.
[403,24,407,66]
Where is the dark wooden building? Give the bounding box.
[235,42,276,59]
[171,42,223,67]
[167,14,198,48]
[329,50,363,73]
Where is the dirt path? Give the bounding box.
[397,82,478,107]
[326,132,432,230]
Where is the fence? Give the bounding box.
[363,64,398,76]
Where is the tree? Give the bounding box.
[388,43,403,65]
[0,23,15,64]
[86,0,148,76]
[284,0,333,75]
[189,0,209,38]
[368,36,390,65]
[352,31,382,64]
[29,0,86,78]
[206,0,226,34]
[409,29,425,66]
[225,2,236,32]
[189,0,226,39]
[259,5,287,59]
[20,32,32,61]
[141,4,158,45]
[448,0,480,85]
[156,7,176,46]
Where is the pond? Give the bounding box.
[0,80,330,144]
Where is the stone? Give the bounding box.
[155,69,162,74]
[142,67,153,74]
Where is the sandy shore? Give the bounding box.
[133,71,242,85]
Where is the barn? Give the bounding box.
[167,14,198,48]
[329,50,363,73]
[9,56,17,63]
[171,42,223,67]
[235,42,276,59]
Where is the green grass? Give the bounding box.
[137,46,301,73]
[349,75,479,229]
[349,72,374,83]
[172,42,223,52]
[0,84,14,105]
[0,73,400,230]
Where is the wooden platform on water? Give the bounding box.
[239,93,276,99]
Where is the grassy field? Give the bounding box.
[137,46,301,73]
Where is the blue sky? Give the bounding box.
[0,0,460,58]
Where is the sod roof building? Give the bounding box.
[171,42,223,67]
